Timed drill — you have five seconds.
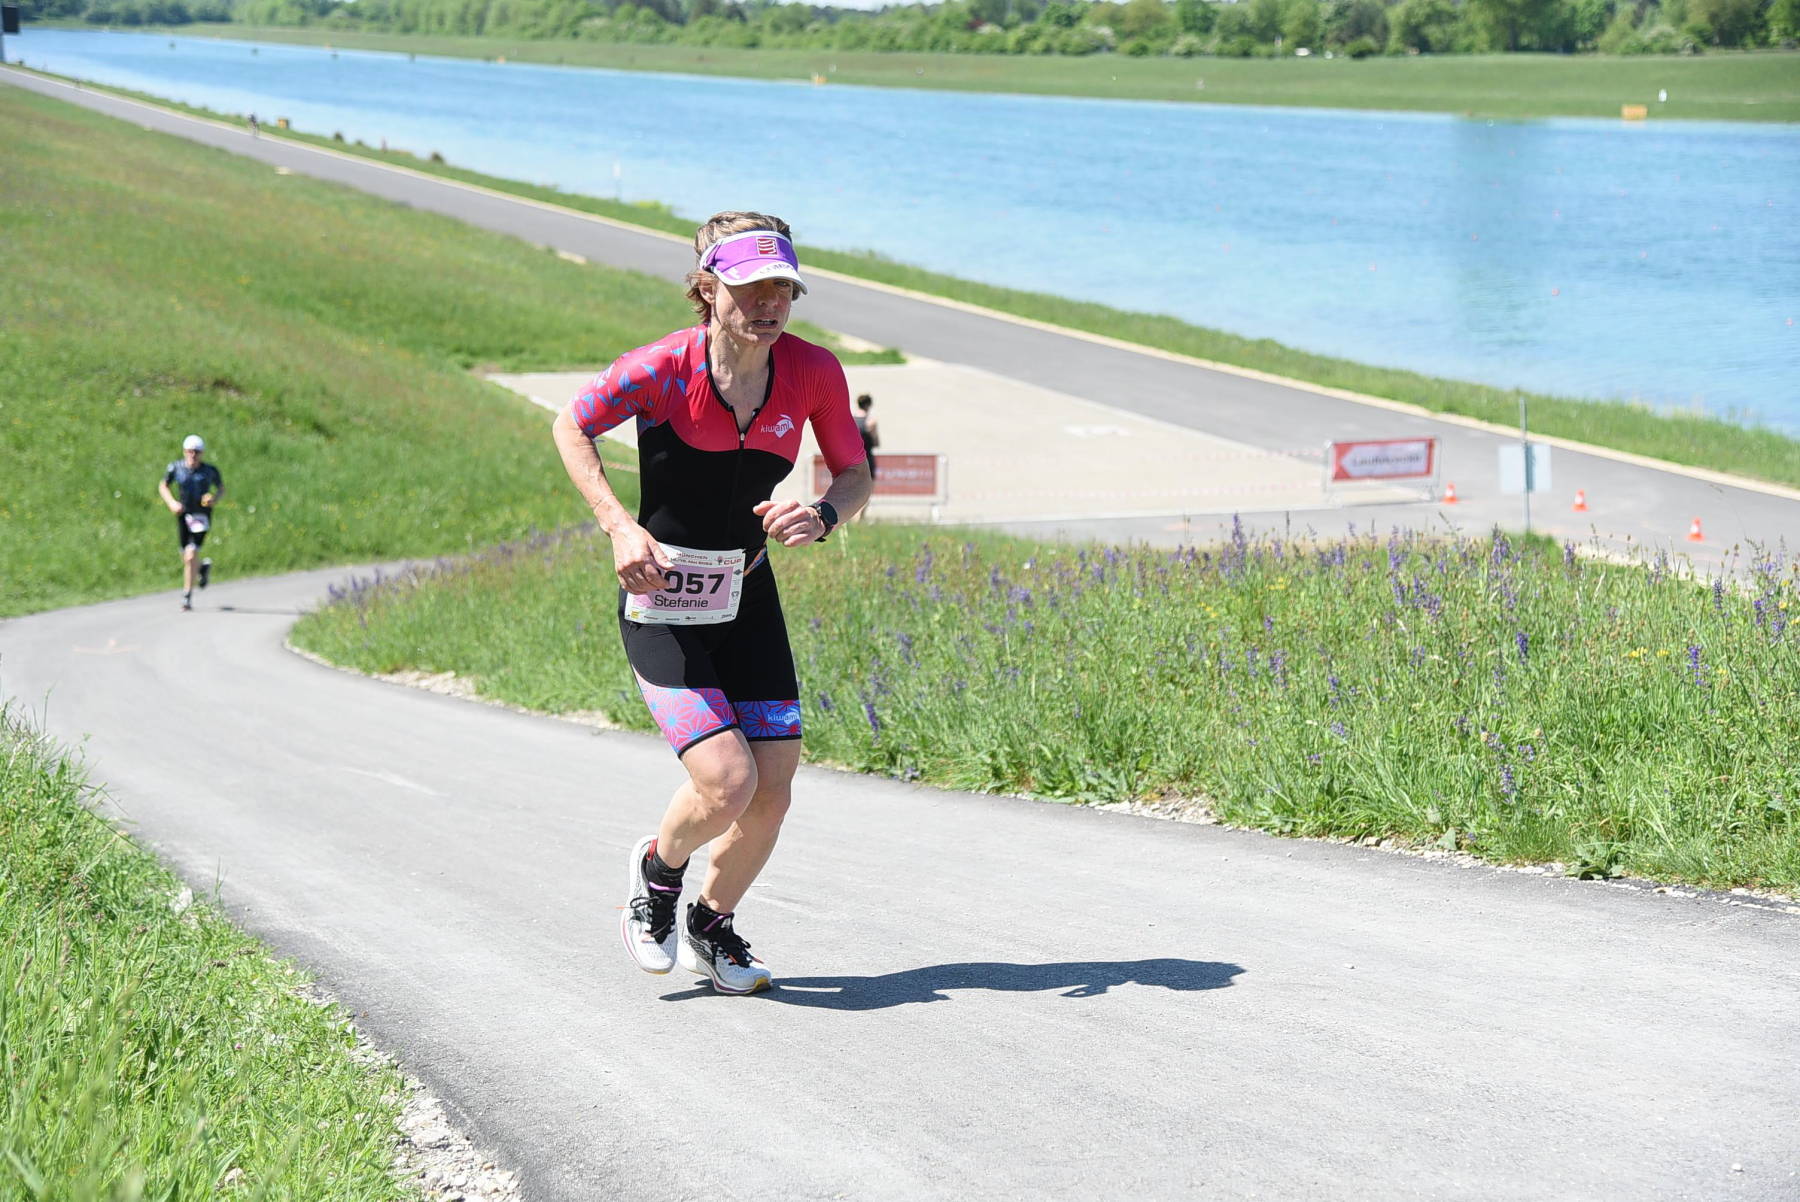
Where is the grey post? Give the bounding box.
[1519,393,1532,535]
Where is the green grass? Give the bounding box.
[0,704,416,1198]
[28,67,1800,495]
[0,84,899,618]
[133,25,1800,122]
[290,521,1800,894]
[0,83,629,614]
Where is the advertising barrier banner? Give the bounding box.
[1327,438,1437,482]
[813,453,946,501]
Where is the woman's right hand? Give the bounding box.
[167,500,184,514]
[613,525,673,593]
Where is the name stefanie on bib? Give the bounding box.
[623,545,745,625]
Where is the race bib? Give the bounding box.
[184,513,210,534]
[623,545,744,626]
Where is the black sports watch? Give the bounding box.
[808,500,839,542]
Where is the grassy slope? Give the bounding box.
[22,67,1800,493]
[1,706,416,1197]
[290,522,1800,893]
[144,25,1800,122]
[0,84,677,616]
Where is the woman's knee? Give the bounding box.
[749,779,794,824]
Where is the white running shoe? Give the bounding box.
[620,835,680,974]
[678,903,772,995]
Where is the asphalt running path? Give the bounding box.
[6,570,1799,1199]
[7,67,1797,572]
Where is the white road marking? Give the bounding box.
[342,766,443,796]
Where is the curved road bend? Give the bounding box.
[5,569,1800,1199]
[7,67,1796,571]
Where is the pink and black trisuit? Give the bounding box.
[567,326,867,756]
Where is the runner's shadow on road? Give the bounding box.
[661,958,1243,1009]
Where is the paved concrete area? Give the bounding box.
[492,360,1420,525]
[5,572,1798,1201]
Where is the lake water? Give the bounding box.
[14,29,1800,432]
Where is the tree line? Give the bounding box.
[31,0,1800,56]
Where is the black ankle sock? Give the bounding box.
[646,847,686,889]
[688,899,728,932]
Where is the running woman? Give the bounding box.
[159,434,223,611]
[551,211,872,994]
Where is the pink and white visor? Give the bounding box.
[700,230,807,295]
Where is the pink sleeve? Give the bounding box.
[566,341,680,438]
[807,353,867,475]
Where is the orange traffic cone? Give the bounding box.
[1686,517,1704,542]
[1573,489,1588,512]
[1442,481,1459,504]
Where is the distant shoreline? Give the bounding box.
[22,21,1800,123]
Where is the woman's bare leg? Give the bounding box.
[698,739,801,913]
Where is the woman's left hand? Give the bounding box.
[753,499,825,547]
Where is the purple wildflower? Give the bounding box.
[863,701,881,737]
[1515,631,1529,663]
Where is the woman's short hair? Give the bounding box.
[685,211,795,324]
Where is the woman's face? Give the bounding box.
[706,276,795,350]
